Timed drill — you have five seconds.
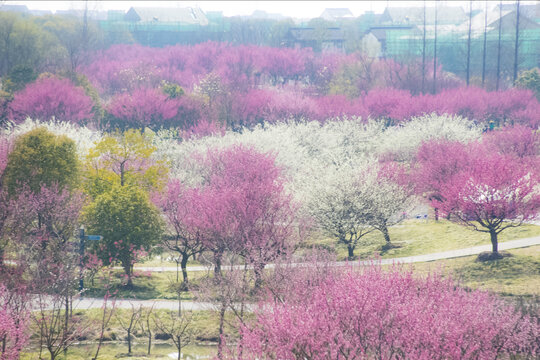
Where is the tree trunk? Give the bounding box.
[347,244,355,260]
[176,336,181,360]
[127,329,132,354]
[253,262,265,289]
[217,303,226,360]
[180,254,189,289]
[381,225,391,245]
[147,321,152,355]
[490,229,499,253]
[124,263,134,289]
[214,251,223,279]
[434,207,439,221]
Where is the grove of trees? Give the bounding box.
[0,29,539,359]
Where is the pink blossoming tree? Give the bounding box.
[106,87,180,130]
[435,149,540,257]
[9,77,94,123]
[241,264,540,359]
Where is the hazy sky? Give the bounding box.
[3,1,536,19]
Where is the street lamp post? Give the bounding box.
[79,226,103,292]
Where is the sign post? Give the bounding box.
[79,227,103,292]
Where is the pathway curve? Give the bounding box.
[133,236,540,272]
[81,236,540,311]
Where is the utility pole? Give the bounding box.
[79,227,103,292]
[433,1,438,94]
[496,0,502,90]
[466,0,473,86]
[482,0,488,87]
[422,0,426,93]
[513,0,520,83]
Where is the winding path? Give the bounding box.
[133,236,540,272]
[80,236,540,311]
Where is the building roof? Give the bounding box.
[124,7,208,26]
[380,6,467,25]
[368,25,416,41]
[488,10,540,32]
[288,27,345,42]
[320,8,354,21]
[498,3,540,20]
[0,4,29,13]
[250,10,286,21]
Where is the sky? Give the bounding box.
[3,1,537,19]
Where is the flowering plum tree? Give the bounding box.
[153,180,205,288]
[483,124,540,159]
[306,161,374,260]
[0,285,29,360]
[414,139,472,220]
[366,162,415,246]
[189,145,300,282]
[106,87,180,130]
[435,149,540,257]
[8,77,94,123]
[241,265,540,359]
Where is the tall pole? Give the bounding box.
[481,0,488,87]
[433,1,438,94]
[466,0,473,86]
[422,0,426,93]
[79,227,85,292]
[513,0,520,83]
[496,0,502,90]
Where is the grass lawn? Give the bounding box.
[304,220,540,261]
[406,245,540,297]
[21,309,234,359]
[83,270,208,300]
[86,220,540,301]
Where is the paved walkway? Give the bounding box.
[133,236,540,272]
[74,297,214,311]
[83,236,540,311]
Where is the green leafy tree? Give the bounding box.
[0,12,45,76]
[84,129,168,198]
[2,64,37,93]
[161,80,184,99]
[3,127,79,195]
[516,68,540,100]
[83,184,163,288]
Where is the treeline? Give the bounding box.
[1,43,539,133]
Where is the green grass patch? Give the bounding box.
[304,220,540,261]
[21,308,238,359]
[408,245,540,297]
[83,270,207,300]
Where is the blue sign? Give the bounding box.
[85,235,103,241]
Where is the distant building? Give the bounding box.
[360,32,382,58]
[379,6,467,26]
[55,9,108,20]
[0,4,29,13]
[320,8,354,22]
[124,7,208,26]
[366,25,421,58]
[497,3,540,23]
[99,7,217,47]
[287,27,345,52]
[249,10,287,21]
